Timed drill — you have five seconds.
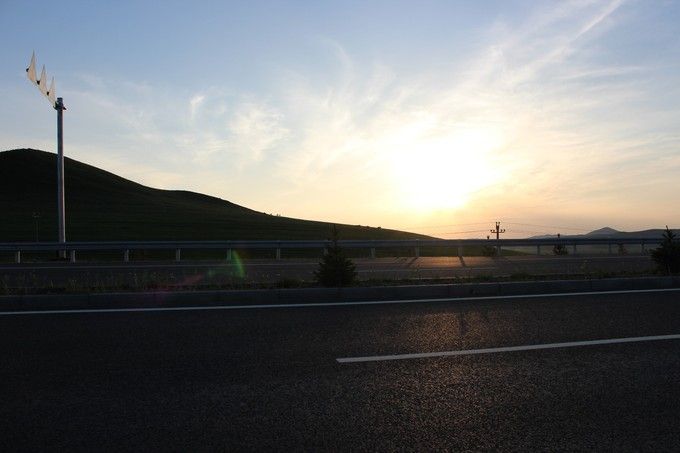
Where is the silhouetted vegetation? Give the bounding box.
[552,233,569,255]
[553,244,569,255]
[314,226,357,287]
[481,244,497,257]
[651,227,680,274]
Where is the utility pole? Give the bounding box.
[26,52,66,257]
[32,212,41,242]
[490,221,506,257]
[490,221,506,240]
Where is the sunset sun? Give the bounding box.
[390,127,504,212]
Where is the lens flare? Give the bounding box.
[229,251,246,279]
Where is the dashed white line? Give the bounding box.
[336,334,680,363]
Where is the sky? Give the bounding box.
[1,0,679,238]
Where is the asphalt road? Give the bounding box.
[2,289,680,451]
[0,255,654,290]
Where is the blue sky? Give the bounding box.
[1,0,679,237]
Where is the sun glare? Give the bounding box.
[390,128,504,212]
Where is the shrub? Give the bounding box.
[277,278,304,289]
[481,245,497,257]
[553,244,569,255]
[315,226,357,287]
[651,226,680,274]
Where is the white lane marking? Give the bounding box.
[0,287,679,316]
[336,334,680,363]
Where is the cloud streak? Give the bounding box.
[8,0,679,235]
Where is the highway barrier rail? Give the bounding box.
[0,238,661,264]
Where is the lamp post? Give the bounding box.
[32,212,41,242]
[26,52,66,257]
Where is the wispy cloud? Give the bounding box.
[15,0,677,234]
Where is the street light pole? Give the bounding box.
[56,97,65,249]
[32,212,41,242]
[26,52,66,257]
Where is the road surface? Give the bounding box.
[2,289,680,451]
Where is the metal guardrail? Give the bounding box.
[0,237,661,264]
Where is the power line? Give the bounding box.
[400,221,592,236]
[400,222,492,230]
[510,229,558,235]
[442,229,490,235]
[504,222,589,232]
[406,221,590,232]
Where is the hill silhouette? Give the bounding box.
[585,227,620,236]
[530,227,675,240]
[0,149,429,242]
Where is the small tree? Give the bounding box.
[553,234,568,255]
[651,226,680,275]
[315,226,357,287]
[481,245,497,257]
[553,244,569,255]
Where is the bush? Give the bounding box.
[277,278,304,289]
[651,226,680,274]
[553,244,569,255]
[481,245,497,257]
[315,226,357,287]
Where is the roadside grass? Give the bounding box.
[0,268,663,296]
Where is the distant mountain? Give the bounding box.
[585,227,620,236]
[0,148,432,242]
[530,227,675,240]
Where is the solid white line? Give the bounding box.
[0,287,678,316]
[336,334,680,363]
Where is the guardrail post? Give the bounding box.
[69,250,76,263]
[414,246,420,258]
[536,245,541,255]
[15,251,21,264]
[370,248,376,259]
[227,249,232,261]
[572,244,577,255]
[458,246,463,258]
[276,242,281,260]
[123,249,130,262]
[175,249,181,262]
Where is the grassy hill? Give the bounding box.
[0,149,430,242]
